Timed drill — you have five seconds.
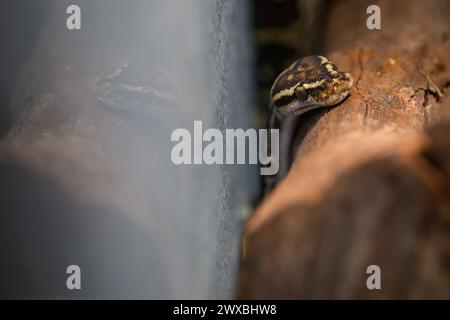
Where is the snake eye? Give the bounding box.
[295,86,308,101]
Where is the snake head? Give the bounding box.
[270,55,354,116]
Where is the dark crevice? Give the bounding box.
[355,47,365,88]
[419,70,444,100]
[363,101,369,125]
[354,48,370,126]
[442,80,450,93]
[411,87,438,125]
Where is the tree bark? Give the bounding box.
[237,0,450,299]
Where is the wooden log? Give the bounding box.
[237,0,450,298]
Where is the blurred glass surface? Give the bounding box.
[0,0,257,298]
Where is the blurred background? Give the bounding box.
[0,0,263,299]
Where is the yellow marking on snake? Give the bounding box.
[325,64,338,75]
[272,82,302,101]
[302,79,325,89]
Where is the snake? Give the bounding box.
[265,54,354,193]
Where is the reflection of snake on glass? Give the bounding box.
[94,61,184,119]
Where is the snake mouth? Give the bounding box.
[277,81,353,116]
[335,89,351,105]
[277,99,328,116]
